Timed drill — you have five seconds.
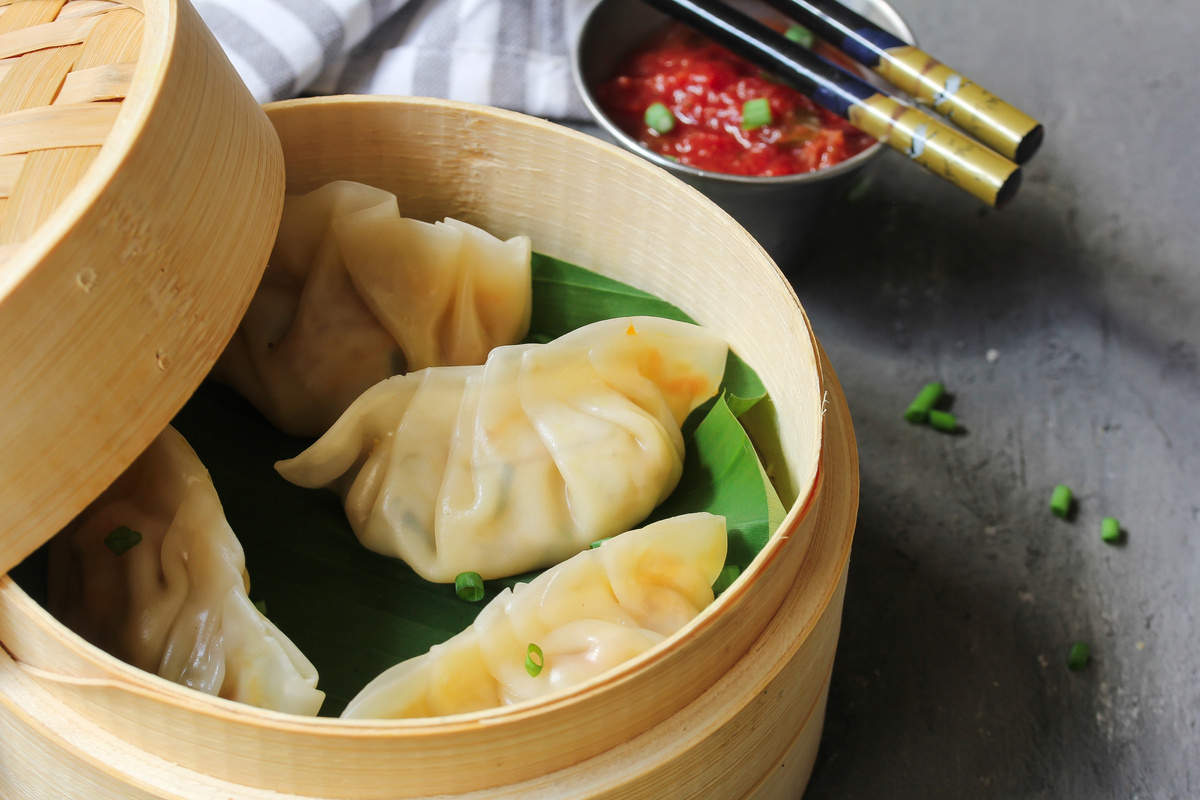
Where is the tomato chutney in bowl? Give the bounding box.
[573,0,915,264]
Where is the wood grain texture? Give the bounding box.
[58,0,125,20]
[0,151,23,194]
[54,60,133,103]
[0,0,283,576]
[0,0,67,35]
[74,5,140,65]
[0,14,97,58]
[0,101,118,155]
[0,93,857,798]
[0,145,100,242]
[0,44,80,113]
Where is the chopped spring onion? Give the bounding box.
[1067,642,1090,671]
[254,599,268,617]
[927,409,957,432]
[1101,516,1122,543]
[741,98,773,131]
[712,565,741,596]
[589,538,611,549]
[785,24,814,48]
[644,102,676,134]
[904,382,945,423]
[525,643,545,677]
[1050,485,1073,519]
[455,571,485,602]
[103,525,142,556]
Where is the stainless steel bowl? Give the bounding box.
[572,0,915,265]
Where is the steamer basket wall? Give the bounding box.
[0,92,859,800]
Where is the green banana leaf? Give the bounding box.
[16,254,784,718]
[530,253,766,416]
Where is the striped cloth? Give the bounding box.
[194,0,596,120]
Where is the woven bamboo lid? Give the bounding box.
[0,0,285,574]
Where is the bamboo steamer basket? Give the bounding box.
[0,0,284,576]
[0,93,860,799]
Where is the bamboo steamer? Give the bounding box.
[0,0,285,577]
[0,92,860,797]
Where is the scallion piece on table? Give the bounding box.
[904,382,945,423]
[455,571,485,602]
[928,409,957,432]
[525,643,545,677]
[644,102,676,134]
[103,525,142,556]
[253,599,268,617]
[741,98,773,130]
[712,565,741,596]
[785,24,814,48]
[846,174,873,203]
[1050,485,1073,519]
[1101,516,1122,543]
[1067,642,1090,671]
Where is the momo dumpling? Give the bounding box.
[213,180,532,437]
[341,513,728,719]
[334,208,532,371]
[48,426,324,716]
[276,316,728,582]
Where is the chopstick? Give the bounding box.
[637,0,1022,208]
[756,0,1044,163]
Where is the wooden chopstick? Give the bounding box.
[637,0,1023,208]
[756,0,1043,163]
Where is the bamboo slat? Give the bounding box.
[0,0,138,246]
[0,0,67,35]
[0,44,80,113]
[54,61,133,103]
[0,14,98,58]
[0,5,142,245]
[59,0,126,20]
[0,151,23,194]
[74,5,141,64]
[0,102,119,155]
[0,145,99,241]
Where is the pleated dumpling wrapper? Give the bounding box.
[49,426,325,716]
[276,316,729,582]
[213,180,532,437]
[342,512,728,719]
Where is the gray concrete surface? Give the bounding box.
[785,2,1199,797]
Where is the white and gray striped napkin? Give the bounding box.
[195,0,597,120]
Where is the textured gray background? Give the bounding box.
[781,1,1200,797]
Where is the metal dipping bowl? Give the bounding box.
[572,0,915,265]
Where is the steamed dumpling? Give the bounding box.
[213,180,532,437]
[335,210,532,371]
[48,426,325,716]
[276,316,728,582]
[341,513,727,719]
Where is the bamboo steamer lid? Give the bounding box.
[0,94,860,799]
[0,0,285,575]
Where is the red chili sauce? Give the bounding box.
[596,23,875,177]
